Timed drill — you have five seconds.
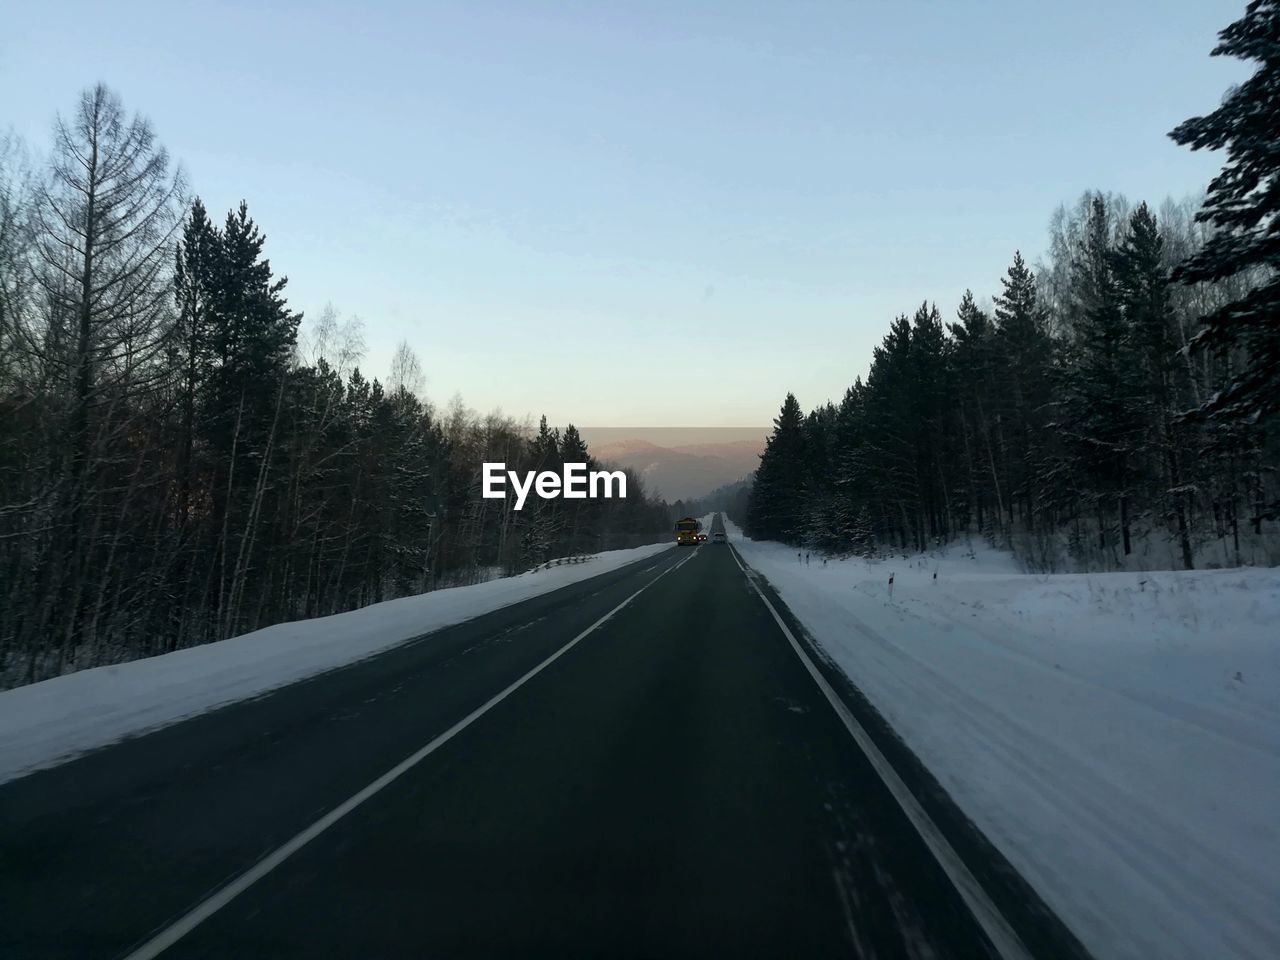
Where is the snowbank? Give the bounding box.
[0,541,673,785]
[726,519,1280,960]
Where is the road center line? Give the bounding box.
[726,542,1033,960]
[122,547,695,960]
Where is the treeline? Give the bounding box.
[747,200,1275,571]
[0,85,667,686]
[746,3,1280,571]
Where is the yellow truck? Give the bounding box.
[675,517,700,546]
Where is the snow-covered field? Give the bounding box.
[727,518,1280,960]
[0,541,673,785]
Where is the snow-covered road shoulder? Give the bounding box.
[726,519,1280,960]
[0,542,673,784]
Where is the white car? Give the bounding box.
[711,531,726,543]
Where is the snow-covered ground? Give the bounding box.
[726,518,1280,960]
[0,541,673,785]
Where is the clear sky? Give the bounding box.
[2,0,1249,426]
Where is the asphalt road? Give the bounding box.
[1,515,1090,959]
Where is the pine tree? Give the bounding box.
[861,317,919,548]
[530,414,561,471]
[208,201,300,418]
[173,199,218,527]
[830,380,870,544]
[1112,203,1196,567]
[559,423,591,551]
[799,403,839,550]
[200,199,301,511]
[992,252,1052,532]
[909,302,952,542]
[1061,196,1145,557]
[948,290,1001,533]
[560,423,589,463]
[1169,0,1280,424]
[200,202,301,637]
[748,393,808,542]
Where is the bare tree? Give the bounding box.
[300,302,365,374]
[27,84,184,657]
[34,84,183,469]
[0,131,36,390]
[388,339,424,396]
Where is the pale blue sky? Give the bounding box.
[2,1,1248,425]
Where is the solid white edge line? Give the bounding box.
[123,547,697,960]
[726,541,1034,960]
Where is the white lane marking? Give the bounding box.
[123,549,697,960]
[727,544,1033,960]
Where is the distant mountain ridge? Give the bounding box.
[584,432,764,501]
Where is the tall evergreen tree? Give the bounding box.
[747,393,808,542]
[530,414,561,470]
[197,201,301,637]
[1169,0,1280,424]
[992,252,1052,531]
[1113,203,1196,567]
[909,302,952,542]
[830,379,871,545]
[560,423,589,463]
[206,201,300,437]
[948,291,1001,533]
[799,403,841,550]
[173,198,218,527]
[1060,196,1145,556]
[862,317,920,548]
[559,423,591,551]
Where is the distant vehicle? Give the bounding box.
[697,533,708,543]
[712,531,726,543]
[675,517,700,546]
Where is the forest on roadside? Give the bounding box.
[0,88,669,687]
[745,2,1280,572]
